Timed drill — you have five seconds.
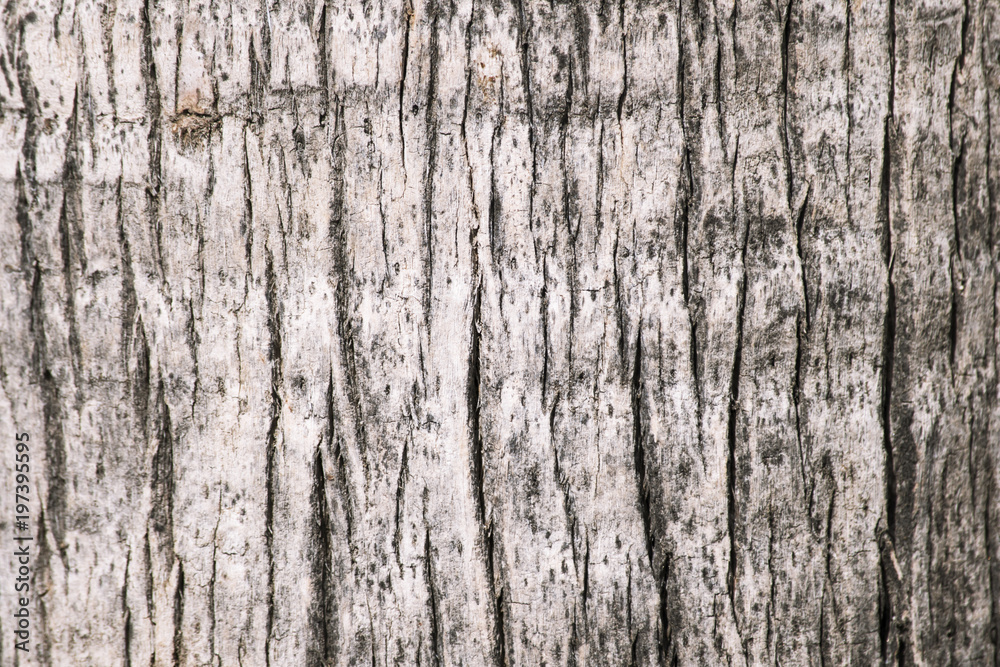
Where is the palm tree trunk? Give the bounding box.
[0,0,997,664]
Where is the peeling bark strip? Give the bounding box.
[0,0,997,664]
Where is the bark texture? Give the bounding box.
[0,0,998,664]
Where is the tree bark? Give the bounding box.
[0,0,997,664]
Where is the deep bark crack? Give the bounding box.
[264,250,283,667]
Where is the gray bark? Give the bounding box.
[0,0,997,664]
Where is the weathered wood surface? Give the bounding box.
[0,0,997,664]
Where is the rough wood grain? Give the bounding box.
[0,0,996,664]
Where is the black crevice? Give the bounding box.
[793,317,812,518]
[948,0,967,372]
[795,186,812,329]
[258,0,273,82]
[208,494,221,665]
[15,15,39,189]
[317,1,329,122]
[24,170,69,573]
[172,9,184,114]
[422,3,441,329]
[880,115,897,546]
[613,229,627,371]
[123,549,133,667]
[660,553,676,664]
[617,0,628,125]
[58,90,84,390]
[676,6,703,456]
[311,448,334,666]
[263,250,283,667]
[541,257,550,398]
[878,528,897,665]
[461,0,478,222]
[780,0,794,210]
[329,104,371,490]
[726,191,751,658]
[140,0,165,281]
[327,369,357,564]
[488,122,502,263]
[143,532,155,665]
[628,560,638,667]
[948,128,966,370]
[820,490,836,667]
[582,536,590,624]
[486,524,508,667]
[632,327,673,662]
[985,477,998,667]
[393,439,410,576]
[399,1,411,171]
[879,25,899,652]
[594,121,606,247]
[149,376,175,560]
[424,530,443,667]
[562,62,579,378]
[469,286,486,523]
[36,504,53,665]
[514,0,537,261]
[173,560,185,666]
[550,394,579,575]
[631,331,654,570]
